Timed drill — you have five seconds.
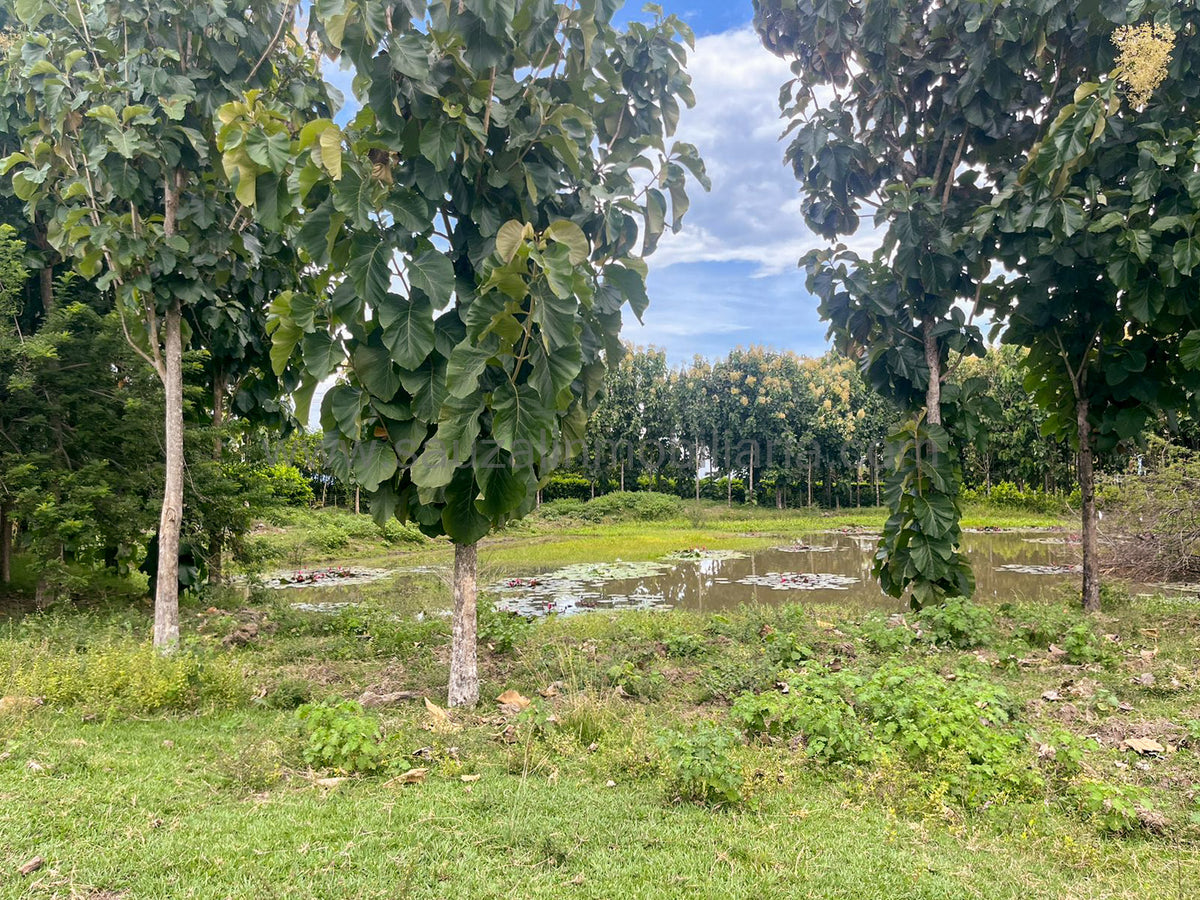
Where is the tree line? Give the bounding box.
[548,342,1120,508]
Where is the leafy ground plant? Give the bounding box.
[295,699,384,775]
[659,722,744,807]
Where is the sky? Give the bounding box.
[320,0,834,368]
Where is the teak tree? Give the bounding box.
[2,0,328,647]
[754,0,993,607]
[975,3,1200,611]
[756,0,1200,611]
[220,0,707,705]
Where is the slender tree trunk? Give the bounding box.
[153,172,184,652]
[748,443,754,503]
[694,439,700,502]
[355,486,361,515]
[39,266,54,318]
[448,541,479,708]
[153,297,184,651]
[807,457,813,507]
[923,320,942,426]
[775,486,782,509]
[1076,398,1100,612]
[620,460,625,492]
[0,503,11,585]
[208,371,226,586]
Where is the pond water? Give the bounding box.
[490,530,1082,616]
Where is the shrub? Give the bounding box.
[731,667,869,763]
[262,677,313,710]
[262,464,315,507]
[542,473,593,502]
[0,639,246,712]
[295,699,384,774]
[479,602,532,654]
[855,614,915,653]
[1071,780,1155,834]
[663,632,707,659]
[604,660,666,700]
[915,597,993,649]
[659,723,744,806]
[379,519,426,545]
[764,630,815,668]
[307,523,351,553]
[535,498,587,520]
[855,662,1031,800]
[584,491,682,522]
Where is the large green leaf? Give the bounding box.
[347,233,394,308]
[419,120,457,170]
[378,293,435,368]
[302,330,342,380]
[441,467,491,544]
[400,357,448,422]
[411,392,483,492]
[407,249,456,309]
[353,342,401,400]
[491,382,555,454]
[476,448,530,518]
[352,440,398,492]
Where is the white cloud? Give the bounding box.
[651,27,883,278]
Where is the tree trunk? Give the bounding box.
[1077,398,1100,613]
[775,486,782,509]
[208,371,227,586]
[807,457,813,507]
[39,265,54,318]
[694,439,700,502]
[153,298,184,651]
[619,460,625,492]
[448,541,479,708]
[748,443,754,503]
[355,486,361,515]
[0,503,11,585]
[923,320,942,426]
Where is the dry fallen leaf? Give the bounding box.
[393,768,428,785]
[605,780,616,788]
[18,857,44,876]
[1041,690,1062,702]
[424,697,458,732]
[1120,737,1166,755]
[496,690,532,712]
[539,684,560,699]
[460,774,481,783]
[314,776,347,789]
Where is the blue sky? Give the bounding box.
[321,1,833,367]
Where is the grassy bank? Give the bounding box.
[5,503,1198,899]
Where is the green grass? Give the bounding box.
[4,503,1199,899]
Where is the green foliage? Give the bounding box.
[732,668,869,764]
[962,483,1068,514]
[604,660,666,701]
[915,598,993,649]
[877,419,975,609]
[582,492,682,522]
[764,630,815,668]
[856,663,1027,798]
[1071,780,1154,834]
[659,723,744,807]
[478,602,532,655]
[262,678,313,711]
[262,464,315,507]
[663,632,708,659]
[854,615,915,653]
[221,2,706,547]
[542,474,593,502]
[0,640,246,713]
[295,699,384,775]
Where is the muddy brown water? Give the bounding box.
[491,531,1084,617]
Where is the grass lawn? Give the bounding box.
[2,500,1198,898]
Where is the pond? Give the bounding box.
[490,530,1083,616]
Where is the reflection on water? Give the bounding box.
[492,531,1081,616]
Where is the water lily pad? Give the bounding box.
[997,564,1081,576]
[736,572,860,591]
